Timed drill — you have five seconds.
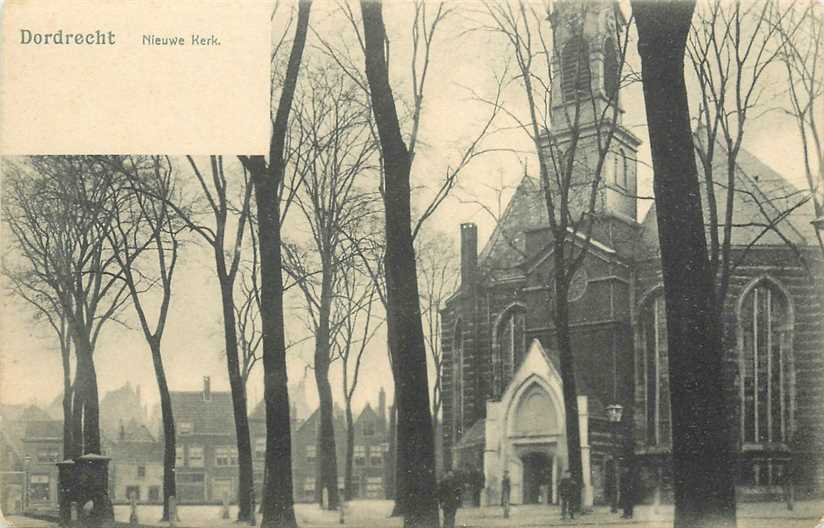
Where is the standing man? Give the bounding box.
[501,470,511,519]
[620,466,636,519]
[559,470,579,520]
[438,470,463,528]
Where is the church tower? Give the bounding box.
[545,0,641,223]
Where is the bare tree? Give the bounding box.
[105,155,184,521]
[2,156,132,524]
[3,268,74,461]
[281,63,379,510]
[688,0,808,307]
[634,1,736,526]
[238,1,312,525]
[327,1,501,516]
[416,230,459,433]
[775,0,824,256]
[333,256,382,501]
[358,1,442,524]
[236,219,264,390]
[181,155,256,521]
[480,0,634,507]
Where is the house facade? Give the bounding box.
[253,388,392,503]
[108,420,163,504]
[441,0,824,509]
[169,377,239,504]
[21,420,63,510]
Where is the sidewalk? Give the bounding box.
[109,500,824,528]
[2,516,59,528]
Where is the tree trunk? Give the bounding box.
[70,360,84,459]
[633,2,737,526]
[553,267,583,511]
[314,362,339,510]
[244,1,311,526]
[313,278,339,510]
[345,403,355,501]
[61,342,73,460]
[387,333,406,517]
[149,339,176,522]
[73,331,101,455]
[253,165,299,528]
[361,3,439,526]
[388,392,399,504]
[217,280,254,522]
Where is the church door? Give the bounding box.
[521,452,552,504]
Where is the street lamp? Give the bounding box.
[605,404,623,514]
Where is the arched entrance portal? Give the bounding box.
[483,340,592,507]
[521,452,553,504]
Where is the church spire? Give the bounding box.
[549,0,625,131]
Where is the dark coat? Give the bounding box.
[559,476,579,500]
[438,475,463,511]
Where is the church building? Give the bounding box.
[440,0,824,509]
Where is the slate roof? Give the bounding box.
[478,139,818,271]
[24,420,63,440]
[478,176,548,277]
[169,391,235,436]
[117,419,156,443]
[455,419,486,450]
[110,441,162,464]
[639,141,818,259]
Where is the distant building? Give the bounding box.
[100,382,148,440]
[0,417,24,514]
[168,377,238,504]
[21,420,63,510]
[109,420,163,504]
[256,387,392,503]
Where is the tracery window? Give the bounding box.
[561,36,591,101]
[639,293,671,446]
[739,281,792,444]
[497,307,527,391]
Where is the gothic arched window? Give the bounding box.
[496,306,527,392]
[739,280,792,444]
[604,38,619,100]
[618,149,628,189]
[562,36,591,102]
[452,319,464,439]
[639,293,671,446]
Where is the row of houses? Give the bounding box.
[0,378,395,511]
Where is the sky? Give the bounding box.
[0,0,815,420]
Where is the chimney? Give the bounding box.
[460,223,478,288]
[378,388,386,423]
[203,376,211,401]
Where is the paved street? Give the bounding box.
[105,500,824,528]
[2,516,60,528]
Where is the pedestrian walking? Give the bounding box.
[559,470,579,520]
[501,470,511,519]
[438,470,463,528]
